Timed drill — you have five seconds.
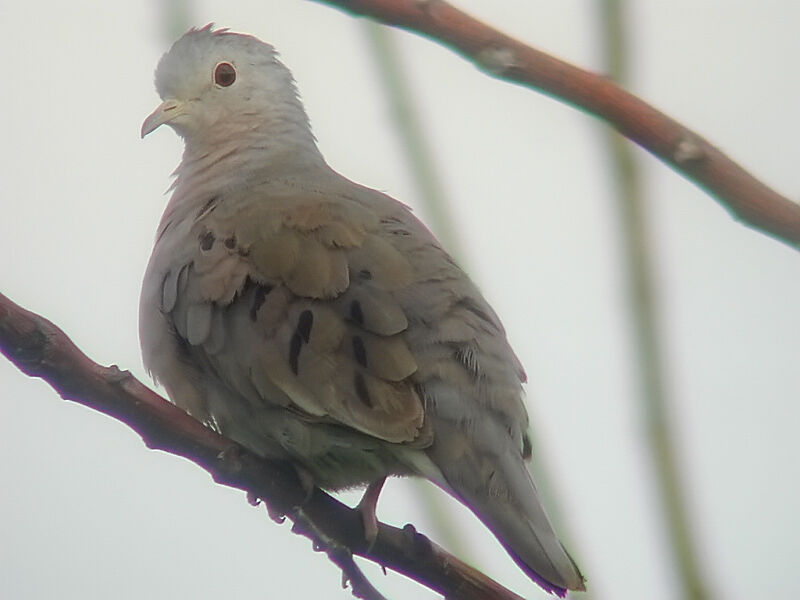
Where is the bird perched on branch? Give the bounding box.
[140,25,584,596]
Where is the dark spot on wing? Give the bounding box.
[380,216,411,236]
[199,229,215,251]
[289,310,313,375]
[224,235,237,249]
[297,310,313,343]
[358,269,372,280]
[352,335,367,368]
[289,332,302,375]
[196,196,219,220]
[249,284,273,321]
[354,372,372,408]
[522,433,532,460]
[350,300,364,325]
[173,329,192,355]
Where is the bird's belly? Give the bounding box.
[202,379,415,490]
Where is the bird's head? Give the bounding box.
[141,25,309,144]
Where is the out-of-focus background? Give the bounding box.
[1,2,798,599]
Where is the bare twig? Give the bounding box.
[0,291,525,600]
[312,0,800,250]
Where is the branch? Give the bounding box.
[0,291,524,600]
[312,0,800,251]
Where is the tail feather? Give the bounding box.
[427,420,585,594]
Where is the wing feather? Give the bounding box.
[160,191,427,444]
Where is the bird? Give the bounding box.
[140,25,585,596]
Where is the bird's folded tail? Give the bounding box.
[428,425,585,596]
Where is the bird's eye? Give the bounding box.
[214,62,236,87]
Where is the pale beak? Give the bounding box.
[141,99,185,138]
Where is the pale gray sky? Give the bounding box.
[1,2,799,599]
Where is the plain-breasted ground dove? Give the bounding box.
[140,25,584,595]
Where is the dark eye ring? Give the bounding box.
[214,62,236,87]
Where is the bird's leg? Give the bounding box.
[356,476,386,549]
[294,463,317,503]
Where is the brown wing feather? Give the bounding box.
[162,191,427,444]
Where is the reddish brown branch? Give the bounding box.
[313,0,800,250]
[0,290,523,600]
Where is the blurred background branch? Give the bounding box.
[361,23,461,258]
[598,2,711,599]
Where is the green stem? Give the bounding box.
[599,2,711,598]
[361,22,463,259]
[159,0,194,42]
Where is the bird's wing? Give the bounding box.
[144,176,584,591]
[156,184,428,445]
